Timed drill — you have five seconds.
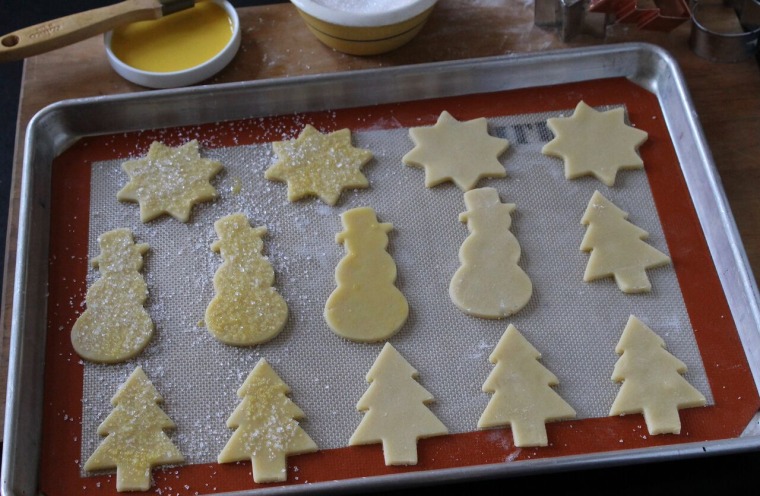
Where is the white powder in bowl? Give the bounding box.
[312,0,418,13]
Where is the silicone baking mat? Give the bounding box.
[39,77,760,495]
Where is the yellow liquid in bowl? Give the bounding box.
[111,1,233,73]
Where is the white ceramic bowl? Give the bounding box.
[290,0,438,56]
[104,0,241,89]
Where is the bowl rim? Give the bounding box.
[290,0,438,27]
[104,0,241,89]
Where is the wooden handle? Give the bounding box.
[0,0,164,63]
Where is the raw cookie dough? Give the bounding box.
[264,124,374,205]
[402,110,509,191]
[218,358,318,483]
[449,187,532,318]
[324,207,408,342]
[349,342,448,465]
[541,100,648,186]
[84,366,184,492]
[580,190,671,293]
[117,140,223,222]
[70,228,153,363]
[478,324,576,447]
[609,315,707,435]
[204,213,288,346]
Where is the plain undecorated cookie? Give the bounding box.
[478,324,576,447]
[610,315,706,435]
[580,190,671,293]
[449,187,532,318]
[324,207,408,342]
[349,343,448,465]
[402,110,509,191]
[542,101,648,186]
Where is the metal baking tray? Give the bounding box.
[4,42,760,495]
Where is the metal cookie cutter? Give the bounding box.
[534,0,612,41]
[534,0,691,40]
[588,0,692,30]
[688,0,760,62]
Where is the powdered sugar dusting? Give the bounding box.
[313,0,418,12]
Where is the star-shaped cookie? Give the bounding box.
[402,111,509,191]
[117,140,223,223]
[541,101,648,186]
[264,124,373,205]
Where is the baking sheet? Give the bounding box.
[4,43,760,496]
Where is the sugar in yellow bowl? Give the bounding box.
[105,0,241,88]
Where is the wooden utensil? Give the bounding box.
[0,0,195,62]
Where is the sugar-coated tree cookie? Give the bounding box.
[117,140,223,222]
[449,187,532,318]
[402,110,509,191]
[580,190,671,293]
[218,358,318,483]
[84,366,184,492]
[349,343,448,465]
[71,228,153,363]
[205,213,288,346]
[324,207,408,342]
[609,315,706,435]
[478,324,576,447]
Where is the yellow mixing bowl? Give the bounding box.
[290,0,438,56]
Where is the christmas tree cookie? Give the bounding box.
[70,228,153,363]
[402,110,509,191]
[205,213,288,346]
[265,124,374,205]
[541,101,648,186]
[349,343,448,465]
[84,366,184,492]
[324,207,408,342]
[218,358,318,483]
[117,140,223,222]
[609,315,707,435]
[580,190,671,293]
[449,187,532,318]
[478,324,576,447]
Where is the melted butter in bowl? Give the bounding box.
[110,1,233,73]
[105,0,241,88]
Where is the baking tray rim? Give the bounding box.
[4,41,760,496]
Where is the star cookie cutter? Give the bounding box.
[588,0,692,30]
